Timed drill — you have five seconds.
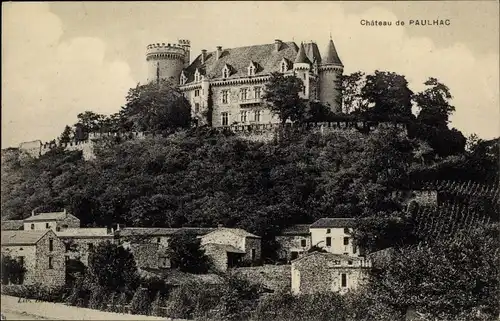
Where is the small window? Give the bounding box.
[254,110,261,122]
[18,256,24,267]
[240,111,247,123]
[240,88,248,101]
[222,90,229,104]
[65,242,71,252]
[341,273,347,287]
[194,69,201,82]
[254,87,261,99]
[221,112,229,126]
[353,244,358,254]
[157,237,161,243]
[46,223,50,229]
[195,89,200,97]
[248,64,256,76]
[48,257,53,269]
[303,73,306,80]
[194,103,200,113]
[31,224,35,230]
[326,237,331,247]
[344,228,350,234]
[326,228,331,234]
[88,243,94,251]
[251,249,256,260]
[49,239,54,252]
[56,227,61,232]
[300,239,307,247]
[348,260,353,265]
[344,237,349,246]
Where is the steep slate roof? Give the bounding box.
[1,220,24,231]
[1,230,50,246]
[205,227,261,239]
[117,227,216,237]
[184,41,300,82]
[294,43,312,64]
[303,42,322,64]
[323,39,343,65]
[309,218,356,228]
[203,243,246,254]
[24,211,79,222]
[280,224,311,236]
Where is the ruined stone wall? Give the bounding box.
[230,265,291,291]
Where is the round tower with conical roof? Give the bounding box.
[319,38,343,113]
[294,42,312,99]
[146,41,189,85]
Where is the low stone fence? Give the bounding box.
[0,295,181,320]
[230,264,291,291]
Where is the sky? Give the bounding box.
[2,1,499,147]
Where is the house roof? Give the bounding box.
[1,230,50,246]
[324,39,343,65]
[117,227,216,237]
[291,251,365,264]
[24,211,79,222]
[310,218,356,228]
[1,220,24,231]
[56,228,113,238]
[204,227,261,239]
[280,224,311,236]
[203,243,246,254]
[184,41,300,83]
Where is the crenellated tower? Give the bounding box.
[319,37,343,113]
[146,40,189,85]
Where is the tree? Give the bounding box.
[361,71,414,119]
[341,71,367,114]
[414,77,455,127]
[59,125,74,146]
[129,287,151,315]
[74,111,107,140]
[166,231,209,273]
[1,253,25,284]
[305,101,335,122]
[120,80,191,132]
[263,72,306,124]
[86,241,139,293]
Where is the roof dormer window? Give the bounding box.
[222,64,231,79]
[194,69,201,82]
[248,62,257,76]
[280,58,289,73]
[180,71,187,85]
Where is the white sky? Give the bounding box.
[2,1,499,147]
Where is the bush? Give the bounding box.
[115,292,128,313]
[1,283,69,303]
[88,284,107,310]
[129,287,151,315]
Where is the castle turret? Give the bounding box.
[178,39,191,68]
[294,43,312,98]
[319,38,344,113]
[146,41,188,85]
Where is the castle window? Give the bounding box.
[195,89,200,97]
[49,239,53,252]
[254,110,261,122]
[281,61,287,73]
[240,111,247,123]
[48,257,53,269]
[180,73,187,85]
[222,64,231,79]
[301,239,307,247]
[248,62,256,76]
[240,88,248,101]
[221,112,229,126]
[195,103,200,113]
[222,90,229,104]
[194,69,201,82]
[254,87,261,99]
[341,274,347,288]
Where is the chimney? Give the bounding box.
[63,208,67,215]
[31,210,35,217]
[201,49,207,64]
[217,223,223,228]
[116,223,121,231]
[274,39,282,52]
[216,46,222,60]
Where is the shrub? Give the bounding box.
[150,291,163,316]
[88,284,107,310]
[129,287,151,315]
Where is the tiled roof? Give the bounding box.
[309,218,356,228]
[291,251,365,263]
[323,39,343,65]
[56,228,113,238]
[205,227,261,239]
[117,227,215,237]
[294,43,312,64]
[280,224,311,235]
[24,212,79,222]
[1,230,50,246]
[203,243,246,254]
[184,41,299,83]
[1,220,24,231]
[303,42,322,64]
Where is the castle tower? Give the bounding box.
[319,38,344,113]
[178,39,191,68]
[294,43,312,99]
[146,41,188,85]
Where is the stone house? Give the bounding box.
[291,252,371,295]
[200,227,262,271]
[55,228,115,265]
[23,209,80,232]
[1,229,65,287]
[115,227,215,269]
[309,218,362,256]
[276,224,312,262]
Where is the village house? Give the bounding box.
[275,224,312,262]
[115,227,215,269]
[291,252,372,295]
[55,228,116,265]
[1,229,66,287]
[309,218,362,256]
[200,227,262,271]
[23,209,80,232]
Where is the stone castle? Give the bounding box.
[148,38,344,126]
